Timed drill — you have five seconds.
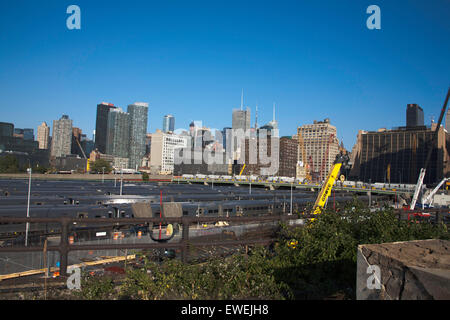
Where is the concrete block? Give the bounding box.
[357,239,450,300]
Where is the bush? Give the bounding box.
[142,172,149,181]
[118,251,289,300]
[73,199,449,300]
[270,199,449,299]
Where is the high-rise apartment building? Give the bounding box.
[51,115,73,158]
[37,122,50,149]
[162,114,175,133]
[406,104,424,127]
[95,102,117,153]
[128,102,148,170]
[297,119,340,181]
[106,108,130,160]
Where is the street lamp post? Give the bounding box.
[120,167,123,196]
[102,167,105,184]
[290,182,293,215]
[25,167,32,247]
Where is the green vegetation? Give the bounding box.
[72,199,449,300]
[89,159,112,174]
[142,172,149,181]
[0,155,20,173]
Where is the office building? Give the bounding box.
[406,104,424,127]
[232,108,251,132]
[51,115,73,158]
[238,135,280,177]
[106,108,130,160]
[95,102,117,153]
[162,114,175,133]
[150,130,187,174]
[349,124,450,185]
[37,122,50,149]
[297,119,340,181]
[278,137,298,177]
[13,128,34,141]
[128,102,149,170]
[0,122,14,137]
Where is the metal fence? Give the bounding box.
[0,208,448,278]
[0,214,302,277]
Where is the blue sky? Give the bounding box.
[0,0,449,149]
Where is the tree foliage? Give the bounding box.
[89,159,112,174]
[0,155,20,173]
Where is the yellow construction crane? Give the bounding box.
[297,128,311,182]
[312,152,349,215]
[239,164,246,176]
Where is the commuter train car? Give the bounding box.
[0,193,368,245]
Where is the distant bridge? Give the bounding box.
[171,177,414,196]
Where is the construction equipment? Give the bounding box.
[410,88,450,210]
[312,151,350,215]
[421,177,450,208]
[74,135,87,159]
[239,164,246,176]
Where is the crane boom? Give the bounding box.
[410,88,450,209]
[422,177,450,207]
[312,152,349,215]
[74,136,87,159]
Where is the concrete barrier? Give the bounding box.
[0,173,170,181]
[356,239,450,300]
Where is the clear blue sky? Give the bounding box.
[0,0,449,149]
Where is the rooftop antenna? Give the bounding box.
[241,89,244,110]
[255,103,258,129]
[273,102,276,121]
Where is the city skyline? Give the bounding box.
[0,1,449,149]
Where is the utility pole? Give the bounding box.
[120,167,123,196]
[25,167,32,247]
[289,182,293,215]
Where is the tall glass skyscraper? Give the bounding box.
[106,108,130,160]
[163,114,175,133]
[406,104,424,127]
[95,102,117,153]
[127,102,149,170]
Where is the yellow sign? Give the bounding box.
[340,174,345,182]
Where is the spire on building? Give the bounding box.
[273,102,276,121]
[241,89,244,111]
[255,103,258,129]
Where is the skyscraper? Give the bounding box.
[95,102,117,153]
[51,115,73,158]
[37,122,50,149]
[232,108,251,132]
[163,114,175,133]
[106,108,130,159]
[406,104,424,127]
[128,102,149,170]
[0,122,14,138]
